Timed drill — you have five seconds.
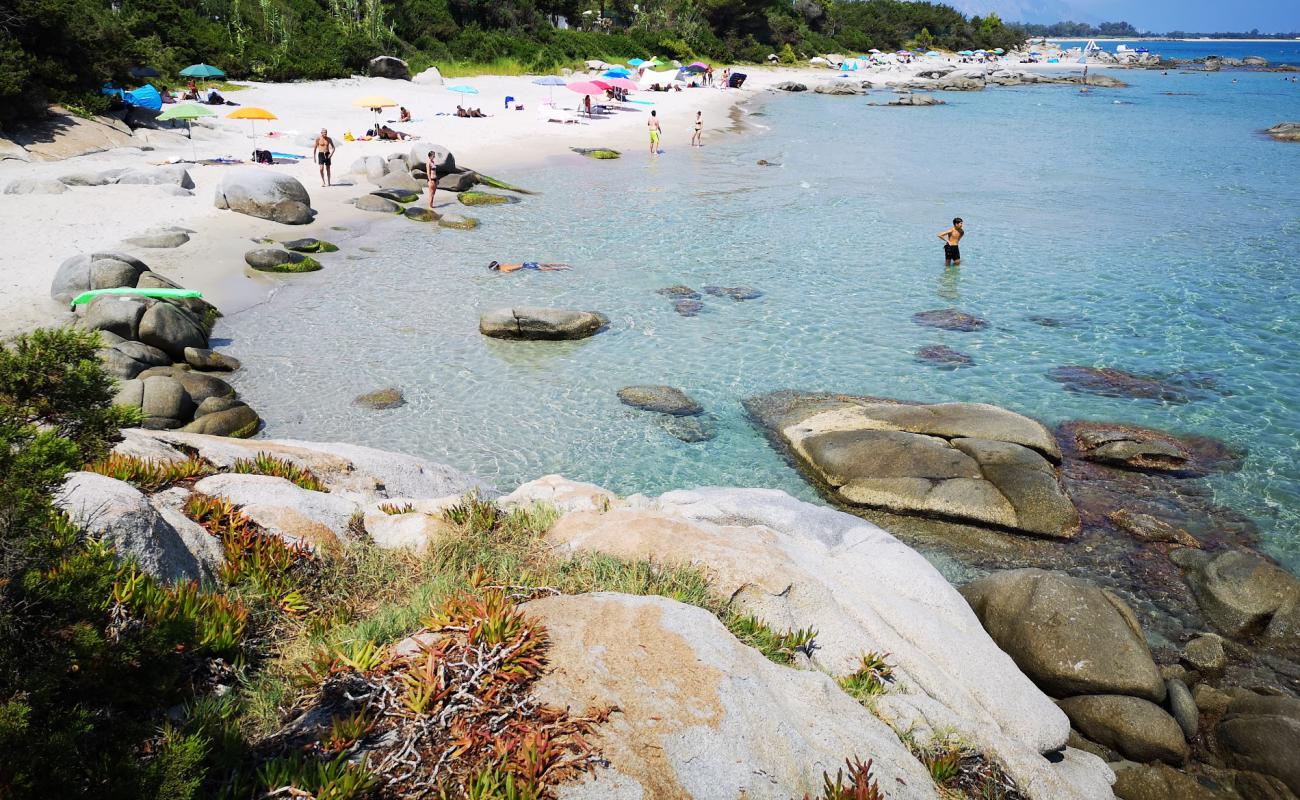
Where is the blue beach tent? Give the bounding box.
[124,84,162,111]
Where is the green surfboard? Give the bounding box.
[70,287,203,307]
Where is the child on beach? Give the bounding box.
[937,217,965,266]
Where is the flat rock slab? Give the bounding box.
[355,194,401,213]
[570,147,620,159]
[124,229,191,248]
[617,385,703,416]
[479,307,607,340]
[281,238,338,253]
[749,393,1078,538]
[1058,420,1244,476]
[702,285,762,301]
[354,387,406,409]
[457,190,517,206]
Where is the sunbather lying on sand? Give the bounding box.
[488,261,571,273]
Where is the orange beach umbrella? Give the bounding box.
[352,95,398,130]
[226,106,277,142]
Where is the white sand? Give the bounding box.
[0,59,1090,338]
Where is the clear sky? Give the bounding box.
[948,0,1300,32]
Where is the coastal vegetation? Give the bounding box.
[0,0,1025,121]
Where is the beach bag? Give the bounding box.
[253,149,273,164]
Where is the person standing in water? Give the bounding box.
[313,128,336,187]
[691,111,703,147]
[937,217,964,266]
[648,110,662,155]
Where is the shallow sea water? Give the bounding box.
[222,68,1300,569]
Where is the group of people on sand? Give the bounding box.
[455,105,487,118]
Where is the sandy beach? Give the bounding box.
[0,59,1091,338]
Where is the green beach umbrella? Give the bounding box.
[180,63,225,79]
[157,102,216,159]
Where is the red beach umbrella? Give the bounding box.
[590,80,613,90]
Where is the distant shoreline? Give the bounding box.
[1047,37,1298,43]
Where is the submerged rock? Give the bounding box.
[1109,509,1200,548]
[702,285,763,301]
[912,308,989,331]
[354,387,406,410]
[656,284,700,300]
[1048,367,1227,404]
[656,414,717,443]
[915,344,974,368]
[457,190,517,207]
[673,299,705,317]
[617,385,703,416]
[961,568,1167,701]
[281,237,339,253]
[436,214,478,230]
[1171,548,1300,644]
[479,307,607,341]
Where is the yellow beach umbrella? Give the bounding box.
[226,106,278,143]
[352,95,398,130]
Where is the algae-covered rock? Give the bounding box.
[470,171,534,194]
[403,206,438,222]
[571,147,621,159]
[436,214,479,230]
[281,238,338,253]
[354,387,406,410]
[370,188,420,204]
[457,190,517,207]
[245,248,322,273]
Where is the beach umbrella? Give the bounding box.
[566,81,604,95]
[926,51,941,57]
[869,48,881,53]
[447,85,478,95]
[352,94,397,129]
[688,61,709,70]
[993,48,1005,54]
[627,58,645,66]
[603,69,631,78]
[590,80,612,90]
[157,103,215,159]
[180,63,225,82]
[608,77,637,92]
[533,75,566,104]
[227,106,276,144]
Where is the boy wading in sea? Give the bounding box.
[313,129,336,187]
[937,217,965,266]
[648,110,662,155]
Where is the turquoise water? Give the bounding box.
[1052,39,1300,63]
[222,67,1300,569]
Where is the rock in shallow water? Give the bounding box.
[617,385,703,416]
[1058,695,1189,765]
[1058,420,1244,477]
[479,307,607,340]
[912,308,989,331]
[1048,367,1228,404]
[702,285,763,301]
[1217,694,1300,795]
[354,387,406,410]
[673,299,705,317]
[656,284,700,300]
[915,344,974,368]
[1171,548,1300,644]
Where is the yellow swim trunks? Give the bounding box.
[649,130,660,144]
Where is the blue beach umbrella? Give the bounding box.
[447,85,478,94]
[533,75,566,103]
[603,68,632,78]
[628,58,645,66]
[926,51,941,57]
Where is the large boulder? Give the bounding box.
[54,472,219,583]
[3,177,68,194]
[960,568,1166,701]
[525,593,939,800]
[814,81,867,95]
[213,169,313,224]
[1217,694,1300,795]
[534,482,1116,799]
[367,55,410,80]
[412,65,444,86]
[479,307,608,341]
[774,81,808,92]
[1171,548,1300,643]
[750,394,1079,538]
[139,375,195,429]
[178,403,260,438]
[50,250,150,304]
[137,301,208,359]
[81,295,150,340]
[377,170,423,192]
[1058,696,1188,765]
[191,474,357,550]
[415,144,456,176]
[355,194,400,213]
[115,165,194,189]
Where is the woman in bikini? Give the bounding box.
[691,111,703,147]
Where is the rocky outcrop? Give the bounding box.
[885,93,946,106]
[54,471,222,582]
[50,250,150,304]
[961,569,1166,701]
[368,55,410,80]
[213,169,313,224]
[814,81,868,95]
[412,65,444,86]
[1171,549,1300,644]
[747,393,1079,538]
[1058,420,1244,476]
[3,177,68,194]
[774,81,808,92]
[479,307,607,341]
[5,108,135,161]
[526,593,940,800]
[531,481,1115,798]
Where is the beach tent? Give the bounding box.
[123,84,162,111]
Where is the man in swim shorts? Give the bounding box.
[313,128,336,187]
[937,217,964,266]
[488,261,571,273]
[648,110,662,155]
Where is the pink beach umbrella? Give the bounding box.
[566,81,605,95]
[607,77,638,92]
[590,80,613,90]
